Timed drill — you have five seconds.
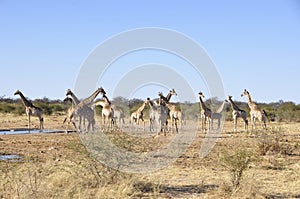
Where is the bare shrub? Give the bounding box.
[1,155,137,198]
[220,149,254,193]
[256,127,295,156]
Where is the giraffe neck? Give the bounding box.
[165,92,172,102]
[199,96,207,110]
[138,101,147,112]
[18,92,33,107]
[216,101,227,113]
[148,100,154,109]
[229,98,240,111]
[102,94,111,105]
[246,93,257,109]
[246,93,253,104]
[79,88,101,108]
[70,92,80,105]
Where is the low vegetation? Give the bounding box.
[220,149,254,194]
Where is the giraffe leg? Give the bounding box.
[250,115,255,132]
[28,114,31,132]
[83,117,86,132]
[40,115,44,130]
[65,121,69,133]
[41,118,44,129]
[39,117,43,130]
[174,118,178,133]
[149,118,152,132]
[203,116,206,131]
[66,117,75,133]
[234,117,237,132]
[202,117,205,131]
[244,118,248,132]
[262,114,267,129]
[90,118,95,132]
[87,121,91,133]
[142,118,145,131]
[72,119,77,132]
[179,116,182,130]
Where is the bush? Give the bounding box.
[275,102,300,122]
[256,128,295,156]
[220,149,254,193]
[51,104,64,112]
[0,102,15,113]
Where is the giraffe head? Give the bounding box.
[99,87,106,96]
[66,89,73,96]
[146,97,154,106]
[147,97,154,104]
[241,89,249,97]
[14,90,21,95]
[169,88,177,96]
[158,92,168,104]
[198,92,205,98]
[228,95,233,100]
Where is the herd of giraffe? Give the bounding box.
[13,88,267,134]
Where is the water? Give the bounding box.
[0,129,65,135]
[0,154,23,162]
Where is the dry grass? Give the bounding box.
[1,113,300,198]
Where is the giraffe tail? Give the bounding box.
[262,109,269,123]
[262,109,267,117]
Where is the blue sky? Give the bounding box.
[0,1,299,103]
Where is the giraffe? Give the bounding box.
[62,97,77,132]
[165,88,177,102]
[156,89,178,128]
[66,89,84,129]
[130,98,148,130]
[158,92,182,133]
[102,91,115,128]
[241,89,266,130]
[111,105,125,126]
[211,100,227,130]
[14,90,44,131]
[227,95,248,132]
[198,92,212,131]
[153,88,177,105]
[94,88,114,128]
[163,102,182,133]
[147,97,168,135]
[71,87,103,132]
[65,89,95,132]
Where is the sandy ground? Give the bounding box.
[1,113,300,198]
[0,113,70,130]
